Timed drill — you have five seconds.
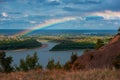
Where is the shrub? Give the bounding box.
[46,59,55,70]
[19,52,42,71]
[73,61,85,70]
[55,61,62,69]
[19,59,28,71]
[64,53,78,70]
[113,54,120,69]
[84,48,91,53]
[95,39,104,49]
[46,59,62,70]
[0,51,13,73]
[63,61,71,70]
[70,53,78,64]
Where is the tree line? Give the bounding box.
[0,51,78,73]
[0,39,42,50]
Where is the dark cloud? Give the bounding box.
[101,0,120,11]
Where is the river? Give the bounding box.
[6,42,84,68]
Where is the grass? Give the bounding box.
[0,69,120,80]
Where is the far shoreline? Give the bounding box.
[3,44,48,52]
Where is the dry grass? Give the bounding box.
[0,69,120,80]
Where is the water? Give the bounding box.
[6,42,84,68]
[0,29,117,36]
[1,29,117,67]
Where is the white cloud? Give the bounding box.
[91,10,120,20]
[29,21,36,24]
[1,12,8,17]
[47,0,61,3]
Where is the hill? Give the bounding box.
[0,69,120,80]
[73,33,120,69]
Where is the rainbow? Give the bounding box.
[14,17,78,37]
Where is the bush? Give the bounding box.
[0,51,13,73]
[70,53,78,64]
[46,59,62,70]
[19,52,42,71]
[64,53,78,70]
[113,54,120,69]
[55,61,62,69]
[46,59,55,70]
[95,39,104,49]
[73,61,85,70]
[63,61,71,70]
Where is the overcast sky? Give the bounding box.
[0,0,120,30]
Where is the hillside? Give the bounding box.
[0,69,120,80]
[73,33,120,69]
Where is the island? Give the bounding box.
[0,38,42,50]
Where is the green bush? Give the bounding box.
[0,51,13,73]
[70,53,78,64]
[46,59,62,70]
[64,53,78,70]
[19,52,42,71]
[95,39,104,49]
[46,59,55,70]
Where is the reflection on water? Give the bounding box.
[6,42,84,67]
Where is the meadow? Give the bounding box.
[0,69,119,80]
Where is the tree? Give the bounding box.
[63,61,71,70]
[118,27,120,34]
[70,53,78,64]
[55,61,62,69]
[26,52,38,69]
[95,39,104,49]
[64,53,78,70]
[19,59,28,71]
[46,59,55,70]
[19,52,42,71]
[0,51,13,73]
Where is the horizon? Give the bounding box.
[0,29,118,30]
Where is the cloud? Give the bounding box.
[62,0,102,4]
[1,12,8,17]
[85,16,104,20]
[45,0,61,5]
[101,0,120,11]
[90,10,120,20]
[29,21,36,24]
[62,7,80,12]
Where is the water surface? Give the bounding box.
[6,42,84,68]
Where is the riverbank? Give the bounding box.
[4,43,48,52]
[0,39,42,50]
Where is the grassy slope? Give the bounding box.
[0,69,120,80]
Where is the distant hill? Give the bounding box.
[73,33,120,69]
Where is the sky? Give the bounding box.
[0,0,120,30]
